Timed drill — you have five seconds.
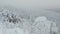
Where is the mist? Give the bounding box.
[0,0,60,10]
[0,0,60,34]
[0,0,60,26]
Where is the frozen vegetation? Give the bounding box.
[0,6,59,34]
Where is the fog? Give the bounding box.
[0,0,60,34]
[0,0,60,10]
[0,0,60,28]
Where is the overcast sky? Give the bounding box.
[0,0,60,9]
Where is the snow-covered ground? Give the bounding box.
[0,6,59,34]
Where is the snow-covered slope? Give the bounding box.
[0,6,59,34]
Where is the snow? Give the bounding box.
[34,16,47,22]
[0,21,25,34]
[0,7,59,34]
[0,15,58,34]
[32,16,58,34]
[0,8,29,34]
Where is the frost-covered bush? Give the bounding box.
[7,14,20,23]
[0,6,32,34]
[0,8,22,24]
[0,7,31,29]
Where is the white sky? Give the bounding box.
[0,0,60,12]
